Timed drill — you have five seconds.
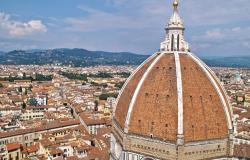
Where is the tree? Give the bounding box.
[24,89,28,95]
[89,72,113,78]
[60,72,87,81]
[102,83,108,88]
[23,72,26,78]
[116,72,131,78]
[70,108,74,116]
[21,102,27,109]
[94,100,99,111]
[35,73,53,81]
[28,98,38,106]
[99,93,118,100]
[28,84,33,91]
[18,86,22,92]
[115,81,125,89]
[0,83,3,88]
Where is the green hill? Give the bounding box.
[0,49,249,68]
[0,49,149,67]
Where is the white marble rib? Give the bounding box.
[174,52,184,135]
[189,53,232,130]
[197,57,233,118]
[124,52,164,133]
[113,53,158,115]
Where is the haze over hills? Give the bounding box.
[0,49,148,67]
[202,56,250,68]
[0,49,249,68]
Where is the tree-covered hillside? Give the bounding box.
[0,49,149,67]
[0,49,249,68]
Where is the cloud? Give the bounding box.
[181,0,250,26]
[0,37,41,51]
[205,29,223,39]
[243,42,250,48]
[65,0,250,31]
[192,27,250,41]
[105,0,128,6]
[190,26,250,55]
[0,12,47,37]
[62,0,250,55]
[64,4,164,32]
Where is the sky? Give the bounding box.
[0,0,250,57]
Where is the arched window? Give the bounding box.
[144,158,154,160]
[171,34,174,51]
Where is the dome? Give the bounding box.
[110,1,234,160]
[114,52,233,143]
[111,52,234,160]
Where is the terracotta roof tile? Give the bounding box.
[234,144,250,158]
[6,142,21,152]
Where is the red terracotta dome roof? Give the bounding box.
[114,52,233,143]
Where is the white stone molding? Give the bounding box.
[174,52,184,136]
[188,53,233,130]
[113,53,158,115]
[124,52,164,133]
[196,56,233,118]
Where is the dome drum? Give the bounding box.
[112,112,232,160]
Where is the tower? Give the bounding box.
[110,1,234,160]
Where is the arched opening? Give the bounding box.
[171,34,174,51]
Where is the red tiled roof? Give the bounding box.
[0,120,80,139]
[234,144,250,158]
[79,112,106,126]
[66,156,78,160]
[6,142,21,152]
[22,144,39,153]
[49,147,63,155]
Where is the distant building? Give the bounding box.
[14,80,32,88]
[36,95,47,106]
[244,92,250,107]
[0,142,21,160]
[79,112,110,135]
[20,110,44,121]
[107,97,116,109]
[0,107,21,117]
[0,120,79,150]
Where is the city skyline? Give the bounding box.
[0,1,249,159]
[0,0,250,56]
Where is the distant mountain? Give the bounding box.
[0,49,249,68]
[0,49,149,67]
[202,56,250,68]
